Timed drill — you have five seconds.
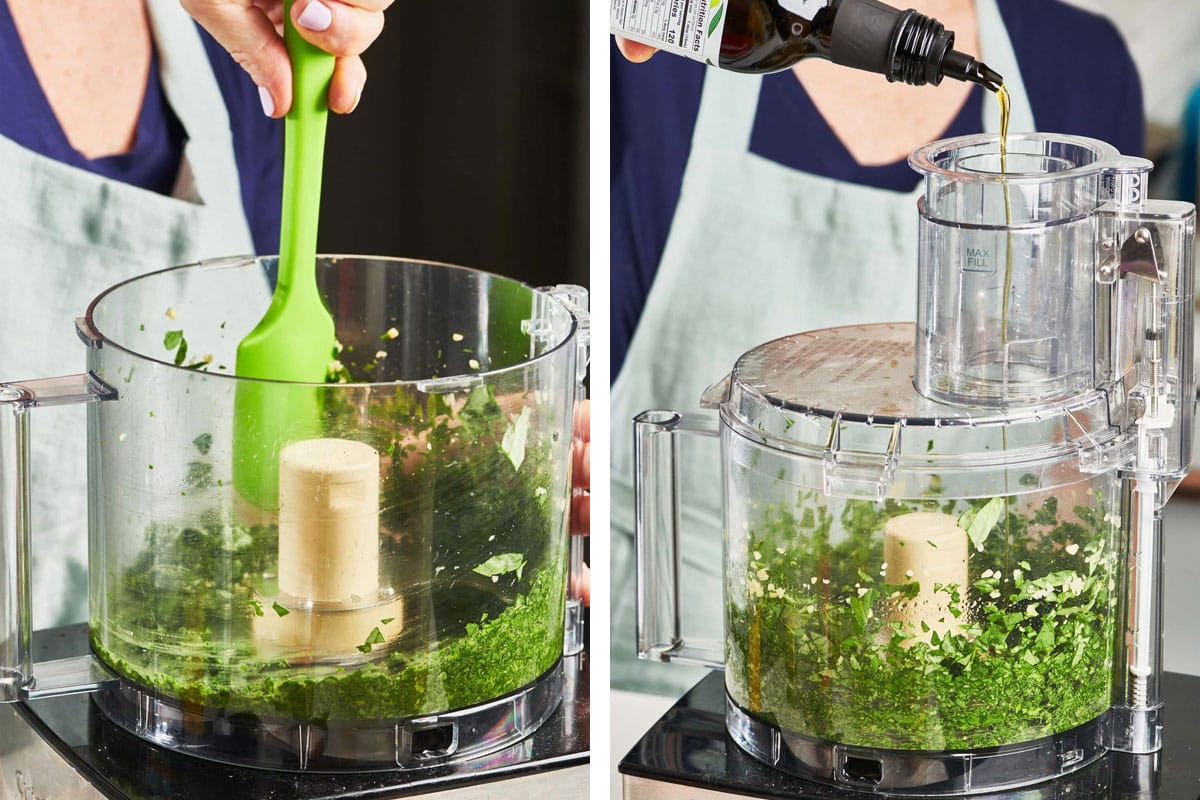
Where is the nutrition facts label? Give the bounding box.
[610,0,726,64]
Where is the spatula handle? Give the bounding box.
[279,0,336,297]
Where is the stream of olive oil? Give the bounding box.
[998,84,1012,345]
[997,84,1013,544]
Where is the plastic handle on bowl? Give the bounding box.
[0,375,119,703]
[538,285,592,657]
[633,409,723,669]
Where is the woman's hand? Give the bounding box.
[571,399,590,537]
[181,0,392,117]
[572,400,591,604]
[615,37,657,63]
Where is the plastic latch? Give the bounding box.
[700,375,732,410]
[820,415,901,500]
[1066,403,1131,475]
[74,316,104,349]
[196,254,259,272]
[1,374,119,408]
[1077,435,1134,475]
[531,284,590,382]
[540,284,589,315]
[416,375,484,394]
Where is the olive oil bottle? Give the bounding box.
[611,0,1003,88]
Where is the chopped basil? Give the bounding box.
[92,381,567,722]
[473,553,527,582]
[356,627,385,653]
[728,492,1117,750]
[958,496,1005,551]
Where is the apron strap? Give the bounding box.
[691,69,764,153]
[976,0,1036,133]
[145,0,256,256]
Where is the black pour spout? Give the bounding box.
[831,0,1004,90]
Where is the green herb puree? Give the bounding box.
[727,493,1118,750]
[91,384,568,721]
[92,563,563,720]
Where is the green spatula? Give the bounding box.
[233,2,337,509]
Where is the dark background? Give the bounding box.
[318,4,590,290]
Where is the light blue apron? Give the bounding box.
[0,0,255,627]
[609,0,1036,694]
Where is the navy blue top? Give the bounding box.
[611,0,1144,380]
[0,4,282,254]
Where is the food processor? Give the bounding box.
[0,255,589,796]
[623,133,1198,797]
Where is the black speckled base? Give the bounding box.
[13,625,588,799]
[619,671,1200,799]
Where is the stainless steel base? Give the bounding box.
[1,702,99,800]
[622,773,744,800]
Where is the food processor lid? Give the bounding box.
[707,323,1124,471]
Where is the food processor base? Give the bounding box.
[1,625,588,798]
[726,697,1108,794]
[95,656,566,772]
[618,671,1200,800]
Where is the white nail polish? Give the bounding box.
[297,0,333,32]
[350,87,363,113]
[258,86,275,117]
